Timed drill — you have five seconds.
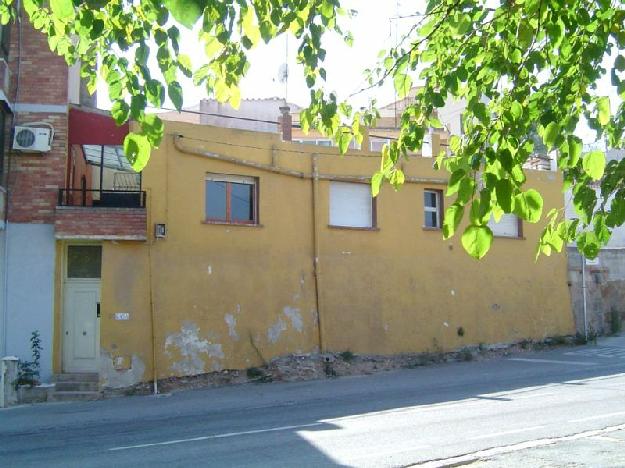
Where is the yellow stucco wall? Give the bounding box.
[97,121,574,387]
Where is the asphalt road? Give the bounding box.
[2,336,625,467]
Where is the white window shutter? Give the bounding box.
[330,182,372,228]
[488,213,519,237]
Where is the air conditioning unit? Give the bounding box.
[12,126,53,152]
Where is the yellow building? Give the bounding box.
[53,120,574,390]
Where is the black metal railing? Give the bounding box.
[58,189,146,208]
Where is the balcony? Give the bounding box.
[55,189,147,241]
[54,143,148,240]
[58,188,146,208]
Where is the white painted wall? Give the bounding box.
[199,98,301,133]
[5,224,56,382]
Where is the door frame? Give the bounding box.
[61,242,102,373]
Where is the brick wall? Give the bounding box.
[7,112,67,223]
[5,16,70,223]
[9,19,68,106]
[55,207,147,240]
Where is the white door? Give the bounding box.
[63,245,102,373]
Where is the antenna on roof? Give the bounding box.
[277,34,289,104]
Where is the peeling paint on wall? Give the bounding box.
[165,322,224,375]
[283,306,303,332]
[225,313,239,340]
[267,317,287,343]
[100,351,146,389]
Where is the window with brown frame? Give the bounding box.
[205,174,258,225]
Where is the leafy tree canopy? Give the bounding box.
[5,0,625,259]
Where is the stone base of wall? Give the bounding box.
[103,336,577,398]
[568,247,625,336]
[17,385,54,404]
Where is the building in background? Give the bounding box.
[161,91,450,156]
[566,148,625,337]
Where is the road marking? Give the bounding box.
[108,422,324,451]
[509,358,596,366]
[569,411,625,423]
[468,425,545,441]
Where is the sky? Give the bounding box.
[97,1,619,144]
[99,1,415,111]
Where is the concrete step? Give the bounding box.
[49,391,101,402]
[53,373,99,383]
[54,381,99,392]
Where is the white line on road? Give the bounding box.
[509,358,597,366]
[569,411,625,423]
[108,422,324,451]
[468,425,545,441]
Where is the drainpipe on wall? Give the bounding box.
[311,154,324,353]
[279,106,292,142]
[581,254,588,341]
[146,188,158,395]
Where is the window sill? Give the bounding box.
[327,224,379,231]
[202,220,263,228]
[422,226,441,231]
[493,235,525,240]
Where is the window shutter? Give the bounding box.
[330,182,372,228]
[488,213,519,237]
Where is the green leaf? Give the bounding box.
[582,150,606,180]
[371,171,384,197]
[510,101,523,120]
[50,0,74,19]
[123,133,152,172]
[242,8,261,46]
[495,179,513,213]
[110,100,129,125]
[597,96,611,126]
[389,168,404,188]
[607,197,625,227]
[163,0,206,28]
[568,136,582,167]
[457,177,475,205]
[443,203,464,239]
[141,114,164,147]
[168,82,183,110]
[449,135,461,153]
[461,225,493,259]
[513,189,543,223]
[446,169,466,196]
[542,121,559,150]
[393,72,412,99]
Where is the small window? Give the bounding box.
[423,189,442,228]
[67,245,102,279]
[205,174,257,224]
[329,182,374,228]
[488,213,522,238]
